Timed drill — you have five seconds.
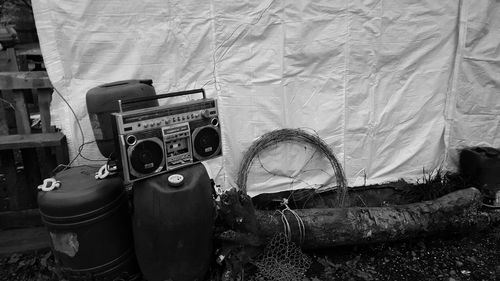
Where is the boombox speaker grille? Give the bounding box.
[193,126,221,160]
[130,139,164,174]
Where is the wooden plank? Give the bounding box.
[0,209,42,229]
[0,93,9,135]
[33,86,57,179]
[35,88,58,178]
[55,135,69,166]
[0,132,66,150]
[0,173,7,197]
[19,148,40,210]
[37,148,56,179]
[0,71,51,90]
[15,43,42,56]
[0,48,20,134]
[0,227,50,257]
[0,49,14,71]
[0,198,8,212]
[0,150,18,210]
[0,171,9,212]
[16,52,28,71]
[36,88,53,133]
[0,149,35,211]
[1,93,17,133]
[12,90,30,134]
[0,48,19,72]
[0,208,43,229]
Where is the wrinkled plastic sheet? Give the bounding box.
[32,0,500,196]
[445,0,500,169]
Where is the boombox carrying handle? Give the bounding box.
[118,88,206,112]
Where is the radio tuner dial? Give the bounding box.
[201,109,211,119]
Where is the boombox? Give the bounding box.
[112,89,222,184]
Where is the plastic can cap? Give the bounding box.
[168,174,184,187]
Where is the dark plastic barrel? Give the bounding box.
[133,164,215,281]
[37,167,139,280]
[460,147,500,185]
[86,79,158,158]
[460,147,500,204]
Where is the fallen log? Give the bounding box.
[218,187,498,249]
[254,187,492,249]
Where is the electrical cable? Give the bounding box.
[51,87,107,174]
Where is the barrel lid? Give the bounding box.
[475,147,499,157]
[86,79,155,113]
[37,166,124,219]
[167,174,184,187]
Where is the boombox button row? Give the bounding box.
[140,119,172,128]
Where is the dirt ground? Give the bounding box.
[308,225,500,281]
[0,225,498,281]
[1,174,498,281]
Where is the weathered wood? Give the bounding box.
[36,147,56,179]
[0,48,64,213]
[0,132,66,150]
[14,44,44,72]
[0,175,7,199]
[0,199,8,212]
[251,188,488,249]
[0,48,19,71]
[54,135,69,166]
[0,227,50,257]
[37,88,53,133]
[12,90,31,134]
[20,148,41,210]
[0,150,18,210]
[0,71,51,90]
[0,48,20,134]
[36,88,57,178]
[15,43,42,56]
[0,208,43,229]
[0,93,8,135]
[0,49,14,135]
[220,188,493,249]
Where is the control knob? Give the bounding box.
[201,109,211,119]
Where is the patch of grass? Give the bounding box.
[403,167,469,202]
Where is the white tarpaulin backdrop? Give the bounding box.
[32,0,500,196]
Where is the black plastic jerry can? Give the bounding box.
[132,163,215,281]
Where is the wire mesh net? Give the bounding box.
[249,233,312,281]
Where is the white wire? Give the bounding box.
[277,199,306,244]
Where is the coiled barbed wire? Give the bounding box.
[236,128,348,207]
